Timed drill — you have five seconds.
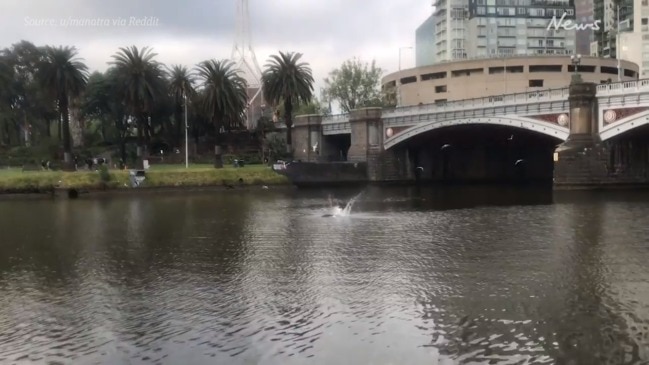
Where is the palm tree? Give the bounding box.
[261,51,314,156]
[194,59,247,168]
[38,45,88,167]
[110,46,166,167]
[167,65,195,149]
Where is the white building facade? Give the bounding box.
[428,0,577,62]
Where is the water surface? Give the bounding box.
[1,186,649,364]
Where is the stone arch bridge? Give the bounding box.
[283,79,649,187]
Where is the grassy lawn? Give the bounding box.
[0,163,288,191]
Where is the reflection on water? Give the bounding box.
[1,186,649,364]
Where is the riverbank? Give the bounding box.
[0,164,289,195]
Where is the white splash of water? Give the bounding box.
[332,192,363,217]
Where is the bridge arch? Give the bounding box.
[384,115,568,150]
[599,109,649,141]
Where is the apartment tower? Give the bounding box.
[426,0,577,61]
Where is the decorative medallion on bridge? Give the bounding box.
[528,113,569,125]
[385,126,409,138]
[557,114,569,127]
[603,110,617,124]
[603,107,649,125]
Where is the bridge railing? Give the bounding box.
[596,78,649,96]
[320,78,649,125]
[381,87,569,118]
[321,87,569,124]
[322,114,348,124]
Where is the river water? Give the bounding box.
[1,186,649,365]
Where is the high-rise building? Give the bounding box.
[575,0,595,54]
[466,0,577,57]
[432,0,469,61]
[592,0,634,58]
[416,14,437,66]
[427,0,577,62]
[617,0,649,77]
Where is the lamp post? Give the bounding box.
[570,53,582,84]
[616,4,621,82]
[183,86,189,169]
[397,46,413,107]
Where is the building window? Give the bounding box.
[517,7,526,15]
[529,8,545,16]
[435,85,447,93]
[565,9,574,15]
[529,79,544,87]
[643,18,648,25]
[477,6,486,14]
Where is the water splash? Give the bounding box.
[332,192,363,217]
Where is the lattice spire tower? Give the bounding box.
[232,0,264,129]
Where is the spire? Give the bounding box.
[231,0,265,131]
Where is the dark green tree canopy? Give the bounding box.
[323,58,383,113]
[195,59,248,131]
[261,51,314,154]
[261,51,314,110]
[109,46,167,117]
[39,45,89,101]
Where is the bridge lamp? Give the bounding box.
[570,54,581,75]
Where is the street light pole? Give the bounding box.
[617,4,621,82]
[570,53,582,83]
[184,87,189,169]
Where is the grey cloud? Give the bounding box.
[1,0,430,76]
[4,0,425,50]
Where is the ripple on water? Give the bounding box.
[2,190,649,364]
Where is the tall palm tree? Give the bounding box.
[167,65,195,149]
[261,51,314,155]
[110,46,166,167]
[38,45,88,166]
[194,59,247,168]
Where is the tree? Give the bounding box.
[2,41,55,146]
[82,70,130,165]
[323,58,383,113]
[110,46,166,167]
[261,51,314,156]
[276,96,324,118]
[38,45,88,166]
[167,65,195,149]
[194,59,248,168]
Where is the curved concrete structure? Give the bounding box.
[600,109,649,141]
[384,115,568,150]
[383,55,639,107]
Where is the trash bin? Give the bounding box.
[129,169,146,187]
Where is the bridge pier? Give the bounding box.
[553,82,614,189]
[293,114,323,162]
[347,107,413,182]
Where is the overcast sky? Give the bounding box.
[2,0,431,98]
